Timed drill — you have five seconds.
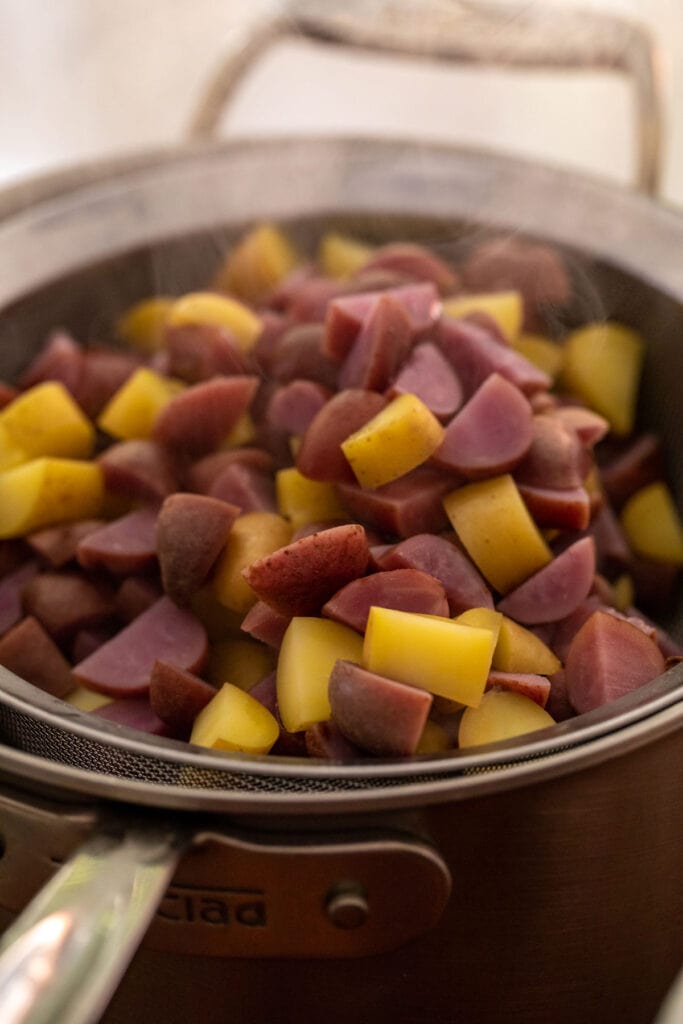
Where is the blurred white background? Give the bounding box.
[1,0,682,204]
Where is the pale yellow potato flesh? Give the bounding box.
[98,367,185,440]
[190,682,279,754]
[458,689,556,749]
[276,467,346,529]
[561,321,644,436]
[0,457,104,539]
[214,223,299,305]
[443,475,552,594]
[116,296,173,352]
[492,616,562,676]
[277,617,364,734]
[442,290,523,343]
[318,232,375,279]
[212,512,292,615]
[1,381,95,458]
[166,291,262,350]
[620,481,683,565]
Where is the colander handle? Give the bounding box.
[0,827,183,1024]
[187,0,664,195]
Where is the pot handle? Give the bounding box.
[187,0,663,195]
[0,826,183,1024]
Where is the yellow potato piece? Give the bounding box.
[190,682,279,755]
[620,481,683,565]
[207,637,276,691]
[214,223,299,305]
[453,608,503,647]
[318,232,374,279]
[513,332,563,380]
[116,296,173,352]
[276,467,346,529]
[166,291,262,350]
[612,573,635,613]
[458,689,556,749]
[341,393,445,489]
[277,617,364,733]
[0,421,29,473]
[220,412,256,449]
[1,382,95,458]
[212,511,292,614]
[493,616,561,676]
[561,321,644,436]
[443,290,523,343]
[415,719,451,755]
[0,458,104,538]
[363,607,495,706]
[66,686,113,712]
[98,367,185,441]
[443,475,552,594]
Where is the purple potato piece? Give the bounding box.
[208,463,277,514]
[329,660,432,757]
[324,281,440,362]
[73,596,208,697]
[322,568,448,634]
[514,414,587,490]
[153,376,260,456]
[149,660,217,734]
[497,537,596,625]
[0,615,75,698]
[18,329,84,395]
[156,493,239,604]
[27,519,107,568]
[240,601,291,649]
[338,295,413,391]
[186,447,275,494]
[115,575,164,623]
[486,671,551,708]
[0,560,39,636]
[98,439,178,503]
[565,609,666,714]
[433,372,533,479]
[22,571,116,640]
[518,483,591,532]
[296,388,387,483]
[377,533,493,614]
[357,242,460,295]
[164,322,248,382]
[265,379,332,437]
[76,347,142,418]
[336,466,454,539]
[597,432,664,510]
[94,696,179,738]
[77,507,160,575]
[305,720,363,761]
[386,341,463,421]
[269,323,339,389]
[439,317,550,399]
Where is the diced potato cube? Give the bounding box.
[66,686,113,712]
[513,332,563,380]
[207,637,275,691]
[363,607,495,706]
[561,321,644,436]
[458,689,555,748]
[443,475,552,594]
[341,394,445,489]
[277,617,364,733]
[190,682,279,754]
[318,232,374,279]
[1,382,95,458]
[215,224,299,304]
[276,467,346,529]
[116,296,173,352]
[612,573,635,613]
[0,458,104,538]
[620,481,683,565]
[443,290,523,343]
[212,511,292,614]
[98,368,184,440]
[166,291,262,350]
[492,615,562,675]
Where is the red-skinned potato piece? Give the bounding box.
[269,323,339,390]
[186,448,275,494]
[266,379,332,437]
[27,520,106,568]
[433,372,533,479]
[153,376,259,456]
[0,616,75,697]
[486,672,551,708]
[76,347,142,418]
[22,571,116,640]
[93,697,179,738]
[376,533,493,614]
[208,463,277,513]
[242,523,370,617]
[149,660,217,734]
[324,282,440,361]
[497,537,596,625]
[338,295,413,391]
[296,388,387,483]
[386,342,463,421]
[76,507,159,576]
[305,720,363,761]
[461,236,571,331]
[18,329,84,395]
[439,317,550,398]
[115,575,164,623]
[329,659,432,757]
[157,493,239,604]
[597,432,665,509]
[322,568,448,633]
[164,323,248,382]
[98,439,178,503]
[514,415,586,490]
[357,242,460,295]
[73,596,208,697]
[565,609,666,714]
[240,601,291,649]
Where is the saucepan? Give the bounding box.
[0,4,681,1023]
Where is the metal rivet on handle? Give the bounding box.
[325,883,369,929]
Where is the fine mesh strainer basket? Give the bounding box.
[0,6,682,1024]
